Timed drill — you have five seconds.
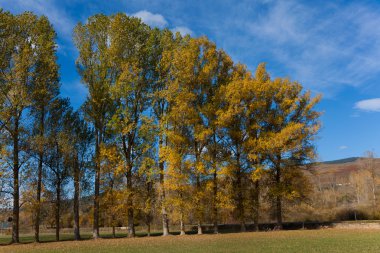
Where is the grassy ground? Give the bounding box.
[1,229,380,253]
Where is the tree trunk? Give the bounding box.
[275,161,283,229]
[35,150,43,242]
[212,163,218,234]
[112,225,115,238]
[122,135,135,238]
[180,213,185,235]
[35,110,44,242]
[126,164,135,238]
[195,147,203,235]
[236,152,245,232]
[159,137,170,236]
[252,180,260,232]
[276,195,282,229]
[196,174,203,235]
[147,223,151,237]
[12,119,19,243]
[73,154,81,240]
[55,180,61,241]
[93,131,100,239]
[146,181,153,237]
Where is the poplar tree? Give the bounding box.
[74,14,113,238]
[0,11,39,243]
[163,81,193,235]
[199,49,233,233]
[167,36,223,234]
[107,13,152,237]
[151,28,178,236]
[217,64,252,232]
[63,110,92,240]
[258,74,321,228]
[29,15,59,242]
[44,98,72,241]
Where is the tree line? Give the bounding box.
[0,10,320,243]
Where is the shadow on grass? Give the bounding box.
[0,222,336,246]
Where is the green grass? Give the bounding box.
[1,229,380,253]
[0,232,117,244]
[0,231,163,244]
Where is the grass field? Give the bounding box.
[1,229,380,253]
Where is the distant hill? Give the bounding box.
[305,156,380,188]
[321,157,361,165]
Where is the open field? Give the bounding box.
[1,229,380,253]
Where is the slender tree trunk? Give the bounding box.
[146,181,152,237]
[55,180,61,241]
[276,195,282,228]
[126,164,135,238]
[35,151,43,242]
[12,119,20,243]
[34,113,45,242]
[73,154,81,240]
[196,174,203,235]
[93,131,100,239]
[275,161,283,229]
[112,223,115,238]
[159,137,170,236]
[35,110,44,242]
[195,147,203,235]
[180,212,185,235]
[211,134,219,234]
[122,135,135,238]
[252,180,260,232]
[147,223,151,237]
[212,163,218,234]
[236,152,245,232]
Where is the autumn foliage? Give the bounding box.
[0,10,320,242]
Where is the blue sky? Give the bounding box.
[1,0,380,161]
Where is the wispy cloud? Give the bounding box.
[354,98,380,112]
[131,10,168,28]
[171,26,193,36]
[131,10,193,36]
[339,145,348,150]
[2,0,76,40]
[216,1,380,96]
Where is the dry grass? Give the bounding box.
[1,229,380,253]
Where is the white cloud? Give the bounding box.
[171,26,193,36]
[339,145,348,150]
[131,10,168,28]
[354,98,380,112]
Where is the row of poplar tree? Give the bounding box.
[0,10,320,243]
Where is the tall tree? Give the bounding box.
[167,36,223,234]
[63,110,92,240]
[29,15,59,242]
[43,98,72,241]
[162,90,193,235]
[107,13,153,237]
[217,64,252,232]
[151,28,178,236]
[74,14,113,239]
[0,11,39,243]
[202,49,233,233]
[262,75,321,228]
